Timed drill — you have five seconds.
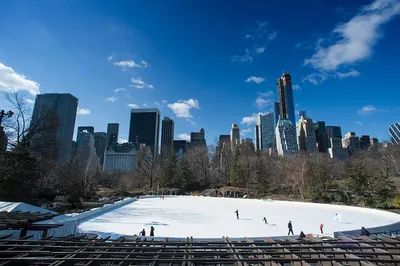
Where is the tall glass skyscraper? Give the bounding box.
[389,122,400,145]
[106,123,119,149]
[128,108,160,156]
[77,126,94,147]
[161,117,174,157]
[31,93,78,164]
[276,73,296,129]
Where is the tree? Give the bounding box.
[136,147,160,190]
[0,141,40,204]
[186,146,212,187]
[160,155,177,188]
[175,156,197,191]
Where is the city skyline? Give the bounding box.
[0,0,400,143]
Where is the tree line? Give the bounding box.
[1,92,400,210]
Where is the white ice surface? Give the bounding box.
[78,196,400,239]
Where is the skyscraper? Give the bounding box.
[273,102,280,127]
[173,140,188,159]
[94,132,107,165]
[77,132,99,169]
[230,124,240,151]
[31,93,78,164]
[389,122,400,145]
[276,73,296,129]
[161,117,174,157]
[254,124,261,152]
[190,128,206,148]
[342,132,360,155]
[360,135,371,150]
[76,126,94,147]
[326,126,342,148]
[296,112,317,153]
[128,108,160,156]
[314,121,328,152]
[275,73,297,156]
[106,123,119,149]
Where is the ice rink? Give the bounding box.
[78,196,400,238]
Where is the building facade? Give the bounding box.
[103,143,139,171]
[77,132,99,170]
[389,122,400,145]
[128,108,160,156]
[315,121,328,152]
[276,73,296,131]
[230,124,240,151]
[342,132,361,155]
[254,125,261,152]
[326,126,342,148]
[276,118,298,156]
[106,123,119,149]
[76,126,94,148]
[296,113,317,153]
[360,135,371,150]
[190,128,207,148]
[31,93,78,164]
[328,137,349,160]
[161,117,174,157]
[93,132,107,165]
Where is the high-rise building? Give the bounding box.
[173,140,188,159]
[326,126,342,148]
[276,73,296,130]
[161,117,174,157]
[276,118,298,156]
[93,132,107,165]
[219,135,230,144]
[389,122,400,145]
[230,124,240,150]
[255,113,275,151]
[370,138,379,147]
[275,73,297,156]
[190,128,206,148]
[360,135,371,150]
[328,137,349,160]
[103,143,139,171]
[106,123,119,149]
[296,112,317,153]
[76,126,94,147]
[128,108,160,156]
[315,121,328,152]
[254,124,261,152]
[273,102,280,127]
[31,93,78,164]
[77,132,99,170]
[342,132,360,155]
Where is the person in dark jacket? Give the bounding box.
[235,209,239,219]
[139,229,146,236]
[262,217,268,224]
[298,231,306,240]
[361,227,370,236]
[320,223,324,234]
[288,221,294,235]
[150,226,155,236]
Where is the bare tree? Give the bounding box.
[186,146,213,187]
[136,148,160,190]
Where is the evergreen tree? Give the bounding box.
[175,157,196,191]
[229,148,242,186]
[160,155,177,188]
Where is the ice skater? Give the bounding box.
[262,217,268,224]
[139,229,146,236]
[288,221,294,235]
[334,213,340,223]
[150,226,155,237]
[235,209,239,220]
[320,223,324,234]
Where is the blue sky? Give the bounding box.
[0,0,399,144]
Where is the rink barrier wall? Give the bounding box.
[334,221,400,238]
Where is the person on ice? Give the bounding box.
[139,229,146,236]
[334,213,340,223]
[288,221,294,235]
[235,209,239,219]
[298,231,306,240]
[320,223,324,234]
[150,226,155,236]
[262,217,268,224]
[361,227,370,236]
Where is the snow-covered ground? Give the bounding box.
[78,196,400,239]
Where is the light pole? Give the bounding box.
[0,110,14,126]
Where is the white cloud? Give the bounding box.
[131,77,153,89]
[304,0,400,71]
[141,60,149,67]
[259,91,274,97]
[245,76,265,84]
[268,31,277,40]
[107,54,115,61]
[25,99,35,104]
[255,96,272,108]
[231,53,253,63]
[357,105,376,115]
[186,118,196,126]
[255,47,266,54]
[113,60,142,68]
[178,133,190,141]
[241,128,252,135]
[143,103,148,107]
[128,103,139,108]
[356,121,363,126]
[106,97,117,102]
[167,99,200,118]
[0,62,40,95]
[114,88,126,93]
[336,70,361,79]
[241,112,268,125]
[77,108,90,115]
[302,72,329,85]
[293,84,302,90]
[119,138,128,143]
[161,100,168,104]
